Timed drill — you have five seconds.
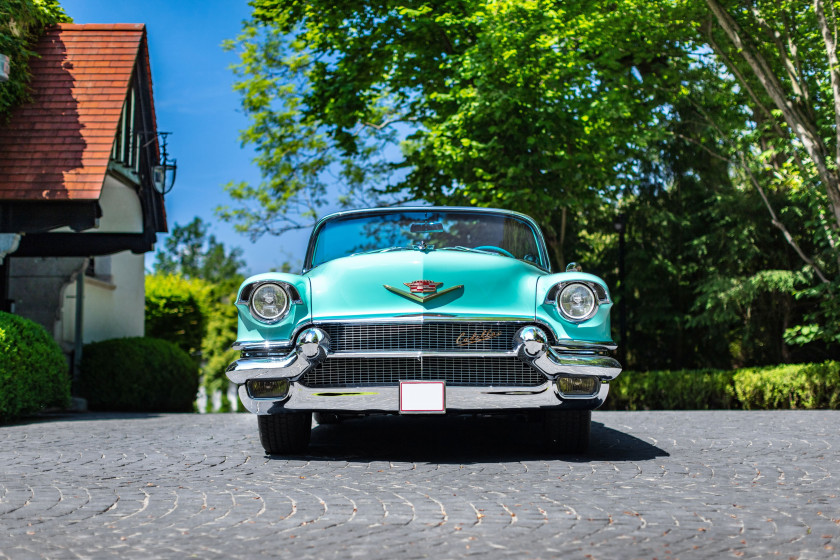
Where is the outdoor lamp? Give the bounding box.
[153,131,177,194]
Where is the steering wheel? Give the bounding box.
[474,245,514,258]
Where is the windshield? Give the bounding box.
[307,210,546,269]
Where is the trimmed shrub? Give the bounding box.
[145,275,207,363]
[0,311,70,422]
[604,362,840,410]
[733,361,840,410]
[79,337,198,412]
[604,369,737,411]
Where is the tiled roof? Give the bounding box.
[0,24,153,201]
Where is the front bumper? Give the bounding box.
[227,326,621,414]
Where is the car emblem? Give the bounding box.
[384,280,464,303]
[405,280,442,293]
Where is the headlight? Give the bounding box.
[557,283,597,322]
[249,283,290,323]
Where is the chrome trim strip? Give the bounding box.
[329,350,517,359]
[238,382,610,413]
[311,315,537,324]
[553,340,618,352]
[233,341,293,352]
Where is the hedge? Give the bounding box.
[0,311,70,422]
[603,361,840,410]
[79,337,198,412]
[144,275,207,363]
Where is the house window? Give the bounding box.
[111,86,137,169]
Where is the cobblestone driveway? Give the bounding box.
[1,411,838,559]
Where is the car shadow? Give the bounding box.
[272,414,668,464]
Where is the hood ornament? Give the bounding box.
[384,280,464,303]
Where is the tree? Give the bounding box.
[686,0,840,346]
[154,217,245,286]
[152,217,246,397]
[0,0,71,117]
[221,0,699,268]
[223,0,840,367]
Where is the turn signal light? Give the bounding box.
[246,379,290,399]
[556,376,599,396]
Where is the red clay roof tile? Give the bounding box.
[0,24,154,201]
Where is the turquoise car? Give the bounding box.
[227,207,621,454]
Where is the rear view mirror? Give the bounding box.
[409,222,444,233]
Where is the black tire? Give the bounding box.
[313,412,342,425]
[543,409,591,454]
[258,412,312,454]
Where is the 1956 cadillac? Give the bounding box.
[226,207,621,454]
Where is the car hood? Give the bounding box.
[306,250,542,321]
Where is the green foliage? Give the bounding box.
[605,361,840,410]
[145,274,207,362]
[0,311,70,422]
[221,0,697,260]
[733,361,840,410]
[0,0,71,117]
[151,217,245,394]
[78,337,198,412]
[606,369,738,411]
[154,217,246,286]
[223,1,840,367]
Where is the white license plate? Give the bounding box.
[399,381,446,414]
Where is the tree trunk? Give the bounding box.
[705,0,840,230]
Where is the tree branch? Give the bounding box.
[814,0,840,167]
[737,152,830,284]
[705,0,840,228]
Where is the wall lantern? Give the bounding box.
[152,131,177,195]
[0,54,10,83]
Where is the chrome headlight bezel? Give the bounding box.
[247,282,292,324]
[546,281,607,323]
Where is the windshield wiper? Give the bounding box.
[350,246,411,257]
[440,246,495,255]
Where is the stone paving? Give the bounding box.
[0,410,839,559]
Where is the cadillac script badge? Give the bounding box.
[384,280,464,303]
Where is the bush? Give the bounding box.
[79,337,198,412]
[604,362,840,410]
[605,368,737,410]
[145,275,207,362]
[733,361,840,410]
[0,311,70,422]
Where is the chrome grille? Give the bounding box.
[318,322,541,352]
[300,357,546,388]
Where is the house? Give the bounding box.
[0,24,168,371]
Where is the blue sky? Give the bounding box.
[60,0,313,275]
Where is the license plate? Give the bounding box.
[399,381,446,414]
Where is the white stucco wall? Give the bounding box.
[60,250,146,344]
[51,174,143,234]
[97,175,144,233]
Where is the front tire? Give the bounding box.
[258,412,312,454]
[544,409,591,453]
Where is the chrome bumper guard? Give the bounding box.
[227,326,622,414]
[226,327,330,385]
[513,326,622,381]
